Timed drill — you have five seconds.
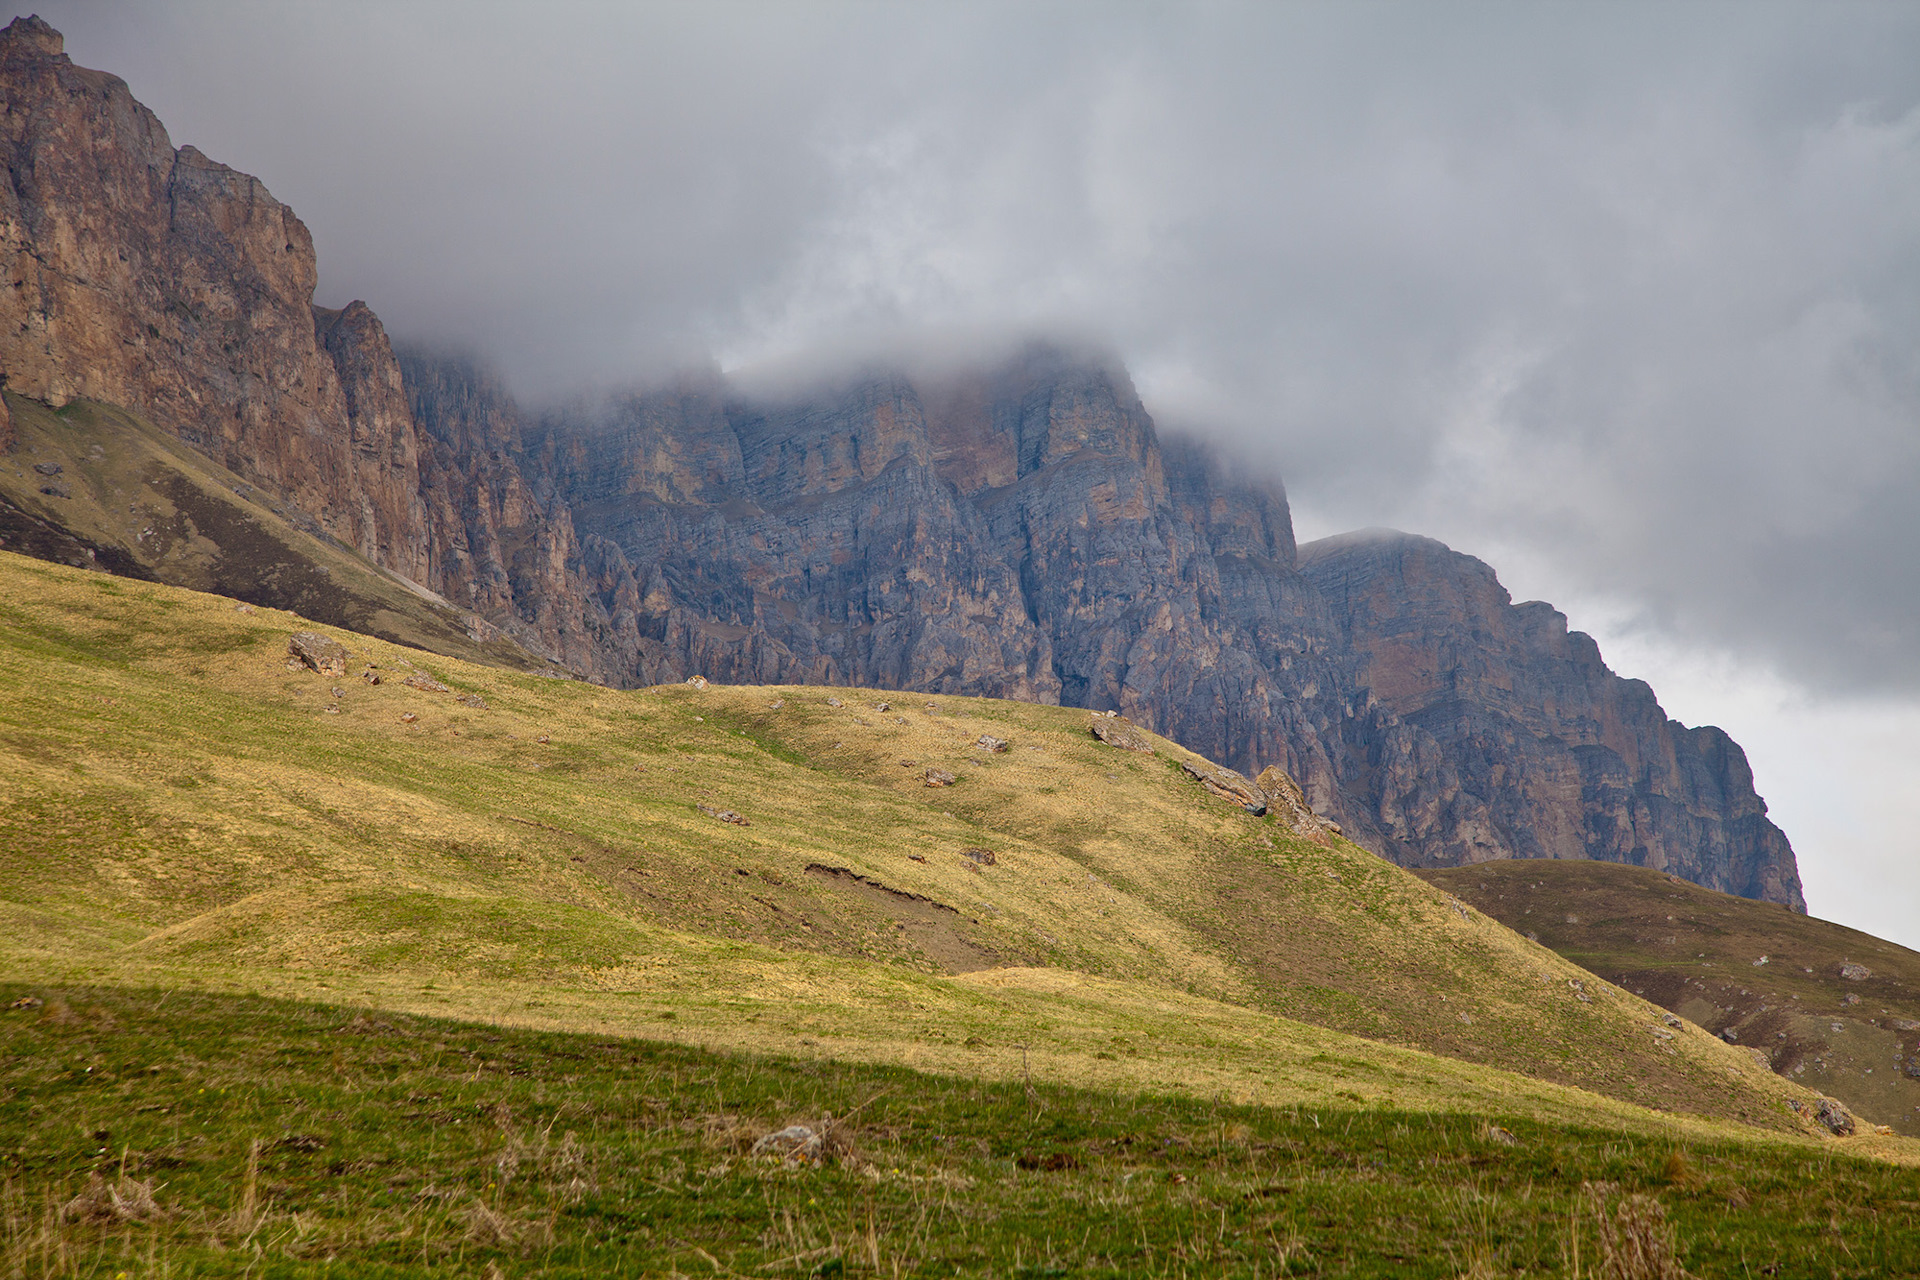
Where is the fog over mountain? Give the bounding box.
[29,1,1920,944]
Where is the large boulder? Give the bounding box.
[287,631,348,676]
[1254,765,1340,841]
[1180,760,1268,815]
[1089,713,1155,753]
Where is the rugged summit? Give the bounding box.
[0,18,1804,906]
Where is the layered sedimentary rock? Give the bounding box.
[0,17,1805,905]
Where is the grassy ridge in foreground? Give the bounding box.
[0,549,1847,1143]
[5,985,1920,1279]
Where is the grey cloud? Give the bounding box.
[32,0,1920,694]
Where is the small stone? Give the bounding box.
[976,734,1010,753]
[1485,1125,1518,1146]
[750,1125,821,1164]
[960,847,997,866]
[1842,993,1860,1006]
[1839,962,1871,981]
[536,734,550,744]
[323,705,340,715]
[698,804,750,826]
[769,699,785,710]
[402,672,450,693]
[8,995,44,1009]
[876,702,891,713]
[458,693,488,709]
[924,768,956,787]
[400,712,418,724]
[233,602,255,614]
[331,687,346,700]
[38,484,70,498]
[31,462,62,476]
[288,631,349,676]
[908,853,926,862]
[362,668,381,685]
[685,675,709,690]
[1815,1097,1856,1137]
[826,696,843,708]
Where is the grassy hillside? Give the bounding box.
[0,394,547,672]
[6,984,1920,1279]
[1421,860,1920,1136]
[0,550,1867,1144]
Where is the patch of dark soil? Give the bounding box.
[803,864,996,974]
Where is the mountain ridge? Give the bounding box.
[0,15,1804,908]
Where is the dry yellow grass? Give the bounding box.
[1,547,1911,1163]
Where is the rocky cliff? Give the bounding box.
[0,16,1805,906]
[1300,531,1804,907]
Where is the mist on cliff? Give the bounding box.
[29,0,1920,942]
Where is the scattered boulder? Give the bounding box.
[961,847,997,866]
[826,696,843,707]
[402,672,450,693]
[399,712,418,723]
[37,483,70,498]
[976,734,1010,753]
[685,675,709,690]
[9,995,43,1009]
[1815,1097,1857,1137]
[1179,760,1268,815]
[1484,1125,1519,1147]
[457,693,488,709]
[1089,714,1155,753]
[876,702,891,712]
[232,602,255,615]
[769,699,785,710]
[750,1125,821,1164]
[287,631,348,676]
[330,686,346,700]
[698,804,750,826]
[1839,962,1871,981]
[1567,978,1592,1003]
[361,667,381,685]
[31,461,61,476]
[924,768,955,787]
[1253,765,1338,840]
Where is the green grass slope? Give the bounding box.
[0,393,548,672]
[0,549,1894,1152]
[1421,860,1920,1136]
[6,985,1919,1279]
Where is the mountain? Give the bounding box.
[1420,859,1920,1136]
[0,15,1804,908]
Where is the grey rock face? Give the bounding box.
[1297,531,1806,909]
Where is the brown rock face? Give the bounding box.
[0,19,414,564]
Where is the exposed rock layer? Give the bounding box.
[0,18,1804,907]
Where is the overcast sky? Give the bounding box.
[34,1,1920,945]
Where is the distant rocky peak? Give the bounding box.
[0,15,64,60]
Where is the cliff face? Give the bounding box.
[0,16,616,674]
[1299,531,1805,908]
[0,18,416,568]
[0,17,1806,906]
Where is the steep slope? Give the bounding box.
[0,548,1848,1141]
[0,393,549,670]
[1421,859,1920,1135]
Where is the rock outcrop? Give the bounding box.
[1298,531,1805,908]
[0,18,1806,907]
